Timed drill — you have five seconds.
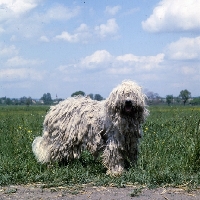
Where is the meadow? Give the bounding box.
[0,105,200,189]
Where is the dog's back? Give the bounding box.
[32,96,105,163]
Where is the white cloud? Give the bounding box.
[39,35,49,42]
[55,19,119,43]
[75,23,89,32]
[142,0,200,32]
[165,36,200,60]
[0,3,80,40]
[0,0,39,21]
[107,67,132,75]
[55,23,91,43]
[80,50,112,69]
[181,66,197,75]
[41,5,80,22]
[0,26,5,33]
[0,45,18,57]
[105,6,121,15]
[59,50,164,74]
[0,68,43,81]
[95,18,119,38]
[1,12,43,39]
[55,31,79,43]
[122,8,140,16]
[58,50,113,71]
[6,56,43,67]
[116,53,165,70]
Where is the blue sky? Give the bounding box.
[0,0,200,99]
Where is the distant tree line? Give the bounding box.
[0,96,34,106]
[71,91,104,101]
[147,89,199,106]
[0,93,62,106]
[0,91,104,106]
[1,89,199,106]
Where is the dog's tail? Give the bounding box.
[32,133,52,163]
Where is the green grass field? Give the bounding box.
[0,105,200,189]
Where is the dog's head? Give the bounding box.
[120,99,145,119]
[106,80,149,122]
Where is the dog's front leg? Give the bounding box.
[102,131,125,176]
[128,125,142,164]
[128,137,139,165]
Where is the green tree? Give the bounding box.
[94,94,103,101]
[190,97,200,105]
[0,97,6,105]
[26,97,32,106]
[5,98,12,105]
[179,89,191,105]
[71,91,85,97]
[19,96,32,105]
[20,96,28,105]
[41,93,53,105]
[174,97,181,104]
[12,98,19,105]
[166,95,173,106]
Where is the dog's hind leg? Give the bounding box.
[32,131,53,163]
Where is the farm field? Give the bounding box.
[0,105,200,190]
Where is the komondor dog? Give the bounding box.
[32,80,149,175]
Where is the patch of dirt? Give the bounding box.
[0,184,200,200]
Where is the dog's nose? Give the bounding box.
[125,100,132,105]
[125,100,132,112]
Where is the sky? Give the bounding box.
[0,0,200,99]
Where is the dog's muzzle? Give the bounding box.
[124,100,132,113]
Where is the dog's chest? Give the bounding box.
[118,117,138,132]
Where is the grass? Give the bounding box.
[0,105,200,189]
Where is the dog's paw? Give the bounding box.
[106,170,124,176]
[106,166,125,176]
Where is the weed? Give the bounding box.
[130,187,143,197]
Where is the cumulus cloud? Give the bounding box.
[58,50,113,72]
[0,0,39,21]
[0,26,5,34]
[6,56,43,67]
[181,66,197,75]
[105,6,121,15]
[55,19,119,43]
[59,50,164,75]
[55,31,79,43]
[55,24,91,43]
[0,45,18,57]
[55,50,166,90]
[1,3,80,40]
[95,18,119,38]
[116,53,165,70]
[80,50,113,69]
[0,68,43,81]
[39,35,49,42]
[75,23,89,32]
[142,0,200,32]
[165,36,200,60]
[122,8,140,16]
[40,5,80,22]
